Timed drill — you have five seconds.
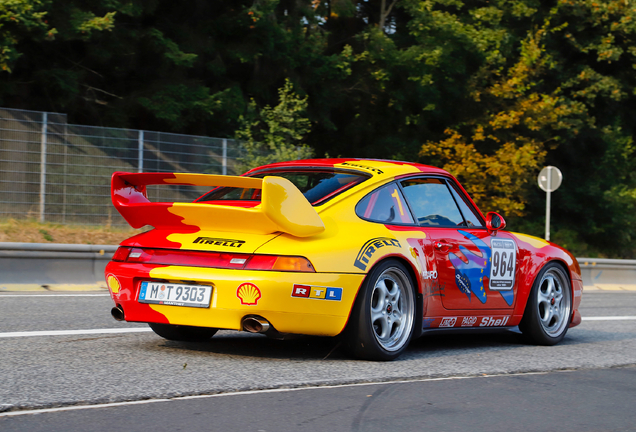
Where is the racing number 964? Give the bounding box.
[489,238,516,290]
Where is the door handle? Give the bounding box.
[434,241,452,252]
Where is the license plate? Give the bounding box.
[138,282,212,308]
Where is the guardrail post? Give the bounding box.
[39,112,48,223]
[222,138,227,175]
[138,130,144,173]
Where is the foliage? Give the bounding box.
[236,79,313,173]
[1,0,635,256]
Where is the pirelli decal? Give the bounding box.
[354,237,401,270]
[193,237,245,248]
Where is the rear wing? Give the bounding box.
[111,172,325,237]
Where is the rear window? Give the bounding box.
[196,170,368,205]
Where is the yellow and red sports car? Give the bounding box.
[105,159,582,360]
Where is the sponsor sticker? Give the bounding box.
[423,271,437,280]
[489,238,516,290]
[237,283,261,305]
[354,237,401,271]
[439,317,457,328]
[479,316,510,327]
[291,284,342,301]
[339,161,384,175]
[194,237,245,248]
[107,274,121,294]
[461,316,477,327]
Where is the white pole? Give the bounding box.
[138,130,144,173]
[545,167,552,241]
[39,112,48,223]
[222,138,227,175]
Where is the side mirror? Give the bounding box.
[486,212,506,234]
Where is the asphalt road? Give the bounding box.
[0,290,635,430]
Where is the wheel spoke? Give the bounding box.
[546,277,556,296]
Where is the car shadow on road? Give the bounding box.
[146,327,557,361]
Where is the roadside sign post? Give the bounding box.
[538,166,563,241]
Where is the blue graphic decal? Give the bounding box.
[499,288,514,306]
[422,318,435,329]
[448,231,514,306]
[449,231,490,304]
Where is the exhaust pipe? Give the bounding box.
[111,306,125,321]
[242,316,270,334]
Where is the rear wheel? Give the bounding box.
[344,260,416,361]
[148,323,218,342]
[519,263,572,345]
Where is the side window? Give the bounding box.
[356,183,415,224]
[400,178,464,227]
[448,182,484,227]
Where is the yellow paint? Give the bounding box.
[261,176,325,237]
[511,232,550,249]
[167,173,263,189]
[257,191,420,274]
[391,189,405,216]
[167,230,280,252]
[147,265,366,336]
[333,160,420,179]
[167,203,279,234]
[163,175,325,238]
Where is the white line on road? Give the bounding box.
[0,370,563,417]
[0,316,633,339]
[0,328,152,338]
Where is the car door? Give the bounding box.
[399,177,517,310]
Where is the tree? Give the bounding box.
[235,79,314,172]
[420,23,587,217]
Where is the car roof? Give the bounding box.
[244,158,451,180]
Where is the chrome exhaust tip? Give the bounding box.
[242,316,270,334]
[111,306,125,321]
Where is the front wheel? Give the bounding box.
[344,260,416,361]
[519,263,572,345]
[148,323,218,342]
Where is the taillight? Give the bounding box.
[245,256,315,272]
[111,247,314,272]
[112,247,132,262]
[126,248,249,269]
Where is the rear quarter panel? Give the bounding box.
[510,232,582,322]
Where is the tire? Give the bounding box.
[148,323,218,342]
[519,263,572,345]
[344,259,416,361]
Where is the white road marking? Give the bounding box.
[0,328,152,338]
[0,316,633,339]
[0,370,563,417]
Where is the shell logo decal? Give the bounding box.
[237,283,261,306]
[107,274,121,293]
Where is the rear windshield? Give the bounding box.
[196,170,368,205]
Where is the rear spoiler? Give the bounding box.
[111,172,325,237]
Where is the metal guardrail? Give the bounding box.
[0,242,116,289]
[0,244,635,291]
[577,257,636,289]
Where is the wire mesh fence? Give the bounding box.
[0,107,246,226]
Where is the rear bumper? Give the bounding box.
[105,261,365,336]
